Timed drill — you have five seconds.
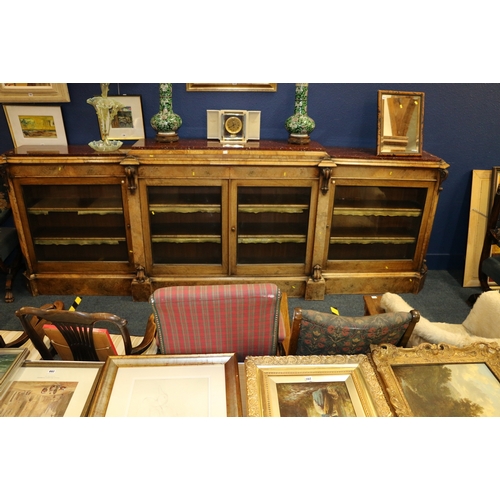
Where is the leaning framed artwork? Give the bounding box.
[0,83,70,103]
[106,95,145,141]
[370,342,500,417]
[88,353,242,417]
[0,348,29,395]
[3,105,68,147]
[245,355,392,417]
[0,360,104,417]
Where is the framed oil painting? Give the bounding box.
[3,105,68,147]
[88,353,242,417]
[186,83,277,92]
[0,83,70,103]
[245,355,392,417]
[106,95,145,141]
[0,360,104,417]
[0,348,29,395]
[370,342,500,417]
[377,90,424,156]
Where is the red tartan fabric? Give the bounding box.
[150,284,281,361]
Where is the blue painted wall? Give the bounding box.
[2,83,499,275]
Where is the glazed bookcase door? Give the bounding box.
[230,180,318,276]
[142,179,228,275]
[325,180,433,273]
[17,180,133,273]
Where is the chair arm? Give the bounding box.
[130,314,157,355]
[278,293,292,355]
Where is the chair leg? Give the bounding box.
[3,249,21,303]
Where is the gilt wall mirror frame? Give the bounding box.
[377,90,425,156]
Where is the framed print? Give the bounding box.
[106,95,145,140]
[245,355,392,417]
[3,105,68,147]
[186,83,277,92]
[370,342,500,417]
[0,360,104,417]
[0,348,29,394]
[88,353,242,417]
[377,90,424,156]
[0,83,70,103]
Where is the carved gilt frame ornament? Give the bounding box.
[370,342,500,417]
[245,354,392,417]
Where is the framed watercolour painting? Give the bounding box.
[0,83,70,103]
[0,348,29,395]
[106,95,145,141]
[245,355,392,417]
[370,342,500,417]
[88,353,242,417]
[0,360,104,417]
[3,105,68,147]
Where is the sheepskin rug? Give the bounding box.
[380,291,500,347]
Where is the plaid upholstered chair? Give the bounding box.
[150,283,290,361]
[287,307,419,356]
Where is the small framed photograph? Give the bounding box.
[377,90,424,156]
[88,353,242,417]
[0,83,70,103]
[0,348,29,395]
[245,355,392,417]
[107,95,145,141]
[371,342,500,417]
[3,104,68,147]
[0,360,104,417]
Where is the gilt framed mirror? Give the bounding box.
[377,90,424,156]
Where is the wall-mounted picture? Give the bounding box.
[0,83,70,103]
[371,342,500,416]
[186,83,277,92]
[3,105,68,147]
[0,348,29,394]
[245,354,392,417]
[88,353,242,417]
[107,95,145,140]
[377,90,424,156]
[0,360,103,417]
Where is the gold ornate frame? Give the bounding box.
[0,83,70,103]
[186,83,277,92]
[88,353,242,417]
[245,355,392,417]
[371,343,500,417]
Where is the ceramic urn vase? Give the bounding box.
[150,83,182,142]
[285,83,315,144]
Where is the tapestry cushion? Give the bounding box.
[294,309,413,356]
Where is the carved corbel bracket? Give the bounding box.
[319,167,332,194]
[135,265,147,283]
[121,156,140,193]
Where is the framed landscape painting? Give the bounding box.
[0,83,70,103]
[245,355,392,417]
[370,342,500,417]
[0,348,29,395]
[106,95,145,140]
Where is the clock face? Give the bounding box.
[224,116,243,135]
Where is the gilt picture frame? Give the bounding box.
[3,104,68,147]
[186,83,277,92]
[0,360,104,417]
[370,342,500,417]
[245,355,392,417]
[106,95,145,141]
[88,353,242,417]
[377,90,424,156]
[0,83,70,103]
[0,348,29,395]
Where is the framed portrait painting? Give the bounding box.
[245,355,392,417]
[3,105,68,147]
[371,342,500,417]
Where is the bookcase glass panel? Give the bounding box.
[237,186,311,264]
[329,185,427,261]
[22,184,129,262]
[148,185,222,265]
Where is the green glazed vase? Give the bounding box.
[285,83,315,144]
[150,83,182,142]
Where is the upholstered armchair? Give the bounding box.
[287,307,419,356]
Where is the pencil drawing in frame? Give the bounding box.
[0,83,70,103]
[0,360,104,417]
[370,342,500,417]
[88,353,242,417]
[377,90,424,156]
[245,355,392,417]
